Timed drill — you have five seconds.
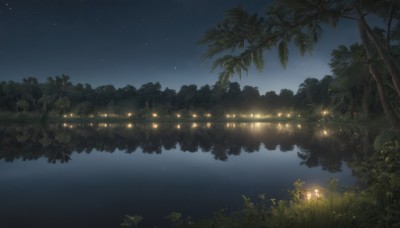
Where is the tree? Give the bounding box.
[298,78,319,110]
[137,82,161,109]
[16,100,30,112]
[200,0,400,127]
[329,44,378,118]
[278,89,294,108]
[264,91,279,111]
[177,84,197,110]
[54,97,71,115]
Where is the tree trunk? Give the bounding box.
[361,82,370,119]
[359,15,400,97]
[359,21,400,128]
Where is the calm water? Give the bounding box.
[0,122,372,227]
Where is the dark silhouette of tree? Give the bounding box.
[200,0,400,127]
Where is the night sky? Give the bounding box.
[1,0,360,94]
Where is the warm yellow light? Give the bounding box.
[306,192,312,201]
[152,113,158,117]
[191,123,198,128]
[314,189,320,198]
[152,123,158,129]
[70,113,74,117]
[297,124,302,129]
[127,113,132,117]
[255,114,261,118]
[205,113,211,118]
[104,113,108,117]
[323,130,328,136]
[176,114,181,118]
[232,114,236,118]
[226,114,230,118]
[306,188,322,201]
[206,122,211,128]
[286,114,291,118]
[63,114,67,118]
[250,113,254,118]
[63,123,68,127]
[176,124,181,129]
[192,114,197,118]
[127,123,133,128]
[321,110,329,116]
[278,112,282,117]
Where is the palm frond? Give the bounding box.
[278,40,289,68]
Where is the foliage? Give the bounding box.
[121,215,143,227]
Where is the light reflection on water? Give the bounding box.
[0,122,369,228]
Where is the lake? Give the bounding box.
[0,122,372,227]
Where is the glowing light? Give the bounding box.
[278,112,282,117]
[192,114,198,118]
[104,113,108,118]
[127,123,133,128]
[70,113,74,117]
[63,123,68,127]
[152,113,158,117]
[306,192,312,201]
[176,114,181,118]
[315,189,320,198]
[321,110,329,116]
[206,122,211,128]
[255,114,261,118]
[176,124,181,129]
[323,130,328,136]
[152,123,158,129]
[205,113,212,118]
[226,114,230,118]
[191,123,198,128]
[250,113,254,118]
[286,114,291,118]
[232,114,236,118]
[127,113,132,117]
[306,188,322,201]
[297,124,302,129]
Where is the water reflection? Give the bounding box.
[0,122,374,172]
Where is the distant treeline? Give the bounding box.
[0,44,385,119]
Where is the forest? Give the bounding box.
[0,43,389,122]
